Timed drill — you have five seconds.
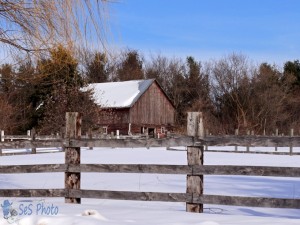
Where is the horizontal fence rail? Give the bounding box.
[0,140,65,149]
[70,191,300,209]
[0,137,195,149]
[200,136,300,147]
[1,136,300,150]
[203,149,300,155]
[193,194,300,209]
[0,189,299,209]
[0,189,66,198]
[0,164,300,177]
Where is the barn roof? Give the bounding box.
[84,79,156,108]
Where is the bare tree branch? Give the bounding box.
[0,0,110,57]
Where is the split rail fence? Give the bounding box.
[0,112,299,213]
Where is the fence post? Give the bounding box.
[290,129,294,156]
[88,128,93,150]
[1,130,4,142]
[31,128,36,154]
[186,112,204,213]
[275,128,278,151]
[65,112,81,204]
[234,129,238,151]
[246,130,250,152]
[0,130,3,156]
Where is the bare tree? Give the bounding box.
[145,54,178,95]
[0,0,110,57]
[210,53,253,133]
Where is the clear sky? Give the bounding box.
[109,0,300,66]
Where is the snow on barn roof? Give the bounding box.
[84,79,155,108]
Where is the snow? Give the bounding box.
[0,147,299,225]
[83,79,154,108]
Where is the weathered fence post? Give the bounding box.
[88,128,93,150]
[0,130,3,156]
[245,130,250,152]
[186,112,204,213]
[234,129,239,151]
[274,128,279,151]
[0,130,2,156]
[0,130,4,142]
[31,128,36,154]
[65,112,81,204]
[290,128,294,156]
[187,112,205,138]
[128,123,132,135]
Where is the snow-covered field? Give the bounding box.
[0,147,299,225]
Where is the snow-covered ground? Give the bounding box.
[0,147,299,225]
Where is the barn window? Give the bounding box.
[102,126,108,134]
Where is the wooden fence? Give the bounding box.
[0,112,300,213]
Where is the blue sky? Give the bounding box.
[109,0,300,66]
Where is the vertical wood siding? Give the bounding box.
[130,82,175,126]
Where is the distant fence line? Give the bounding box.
[1,134,300,155]
[0,112,299,213]
[1,125,300,156]
[2,131,300,148]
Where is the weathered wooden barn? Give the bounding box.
[86,79,175,136]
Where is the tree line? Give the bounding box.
[0,46,300,135]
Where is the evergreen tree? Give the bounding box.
[185,56,201,108]
[30,45,83,130]
[284,60,300,87]
[13,61,36,133]
[86,52,108,83]
[0,63,15,133]
[0,64,15,94]
[117,50,144,81]
[282,60,300,131]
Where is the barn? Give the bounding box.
[86,79,175,137]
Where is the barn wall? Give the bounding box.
[130,124,172,137]
[99,108,130,125]
[129,82,175,126]
[107,123,129,135]
[97,108,130,135]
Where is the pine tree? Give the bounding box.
[30,45,83,130]
[117,50,144,81]
[86,52,108,83]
